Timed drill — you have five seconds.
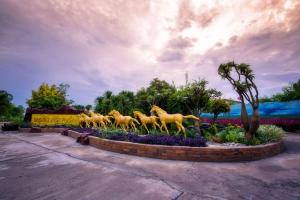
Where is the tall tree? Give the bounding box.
[218,62,259,140]
[178,79,221,116]
[176,79,222,133]
[272,79,300,101]
[115,91,135,115]
[94,90,115,114]
[207,99,231,122]
[95,90,135,115]
[0,90,24,122]
[135,78,176,113]
[0,90,13,118]
[26,83,73,110]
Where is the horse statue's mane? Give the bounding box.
[151,105,167,114]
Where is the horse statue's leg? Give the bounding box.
[175,121,185,135]
[142,122,149,133]
[100,121,106,128]
[153,121,160,130]
[121,123,126,131]
[160,121,169,134]
[86,120,90,128]
[130,121,137,131]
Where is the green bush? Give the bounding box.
[204,124,285,145]
[217,125,244,143]
[245,137,261,145]
[208,124,218,135]
[256,125,285,143]
[185,129,197,138]
[1,123,19,131]
[98,127,127,137]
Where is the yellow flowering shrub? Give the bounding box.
[31,114,80,126]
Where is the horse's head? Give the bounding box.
[150,105,157,113]
[133,111,142,117]
[79,113,88,118]
[108,109,119,116]
[104,116,112,123]
[151,105,163,113]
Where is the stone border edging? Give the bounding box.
[17,128,285,162]
[19,127,67,133]
[66,130,285,162]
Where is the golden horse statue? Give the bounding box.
[133,111,160,133]
[79,113,94,128]
[89,112,108,128]
[150,105,199,135]
[102,115,113,126]
[108,110,140,131]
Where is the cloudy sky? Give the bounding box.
[1,0,300,106]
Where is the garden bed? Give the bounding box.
[63,129,284,162]
[17,126,285,162]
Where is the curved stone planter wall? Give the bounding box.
[66,130,285,162]
[18,128,285,162]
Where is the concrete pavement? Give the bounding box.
[0,132,299,200]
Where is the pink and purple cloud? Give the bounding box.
[0,0,299,106]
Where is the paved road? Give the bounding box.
[0,132,299,200]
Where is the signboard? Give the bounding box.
[31,114,80,126]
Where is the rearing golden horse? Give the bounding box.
[133,111,160,133]
[108,110,140,131]
[150,105,199,135]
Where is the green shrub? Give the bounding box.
[98,127,127,137]
[217,125,244,143]
[1,123,19,131]
[244,137,261,145]
[185,129,197,138]
[256,125,285,143]
[149,128,162,135]
[208,124,218,135]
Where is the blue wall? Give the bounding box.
[201,100,300,118]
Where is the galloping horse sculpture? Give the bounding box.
[90,112,106,128]
[89,112,113,128]
[108,110,140,130]
[150,105,199,135]
[79,113,94,128]
[133,111,160,133]
[79,112,112,128]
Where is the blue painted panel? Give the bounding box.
[201,100,300,118]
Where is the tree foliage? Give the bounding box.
[176,79,222,116]
[94,78,222,119]
[260,79,300,102]
[0,90,24,122]
[139,78,176,112]
[207,99,231,121]
[26,83,73,110]
[95,90,135,115]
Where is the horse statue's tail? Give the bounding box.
[183,115,199,120]
[133,118,140,124]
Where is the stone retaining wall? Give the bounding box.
[67,130,285,162]
[19,127,66,133]
[18,128,285,162]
